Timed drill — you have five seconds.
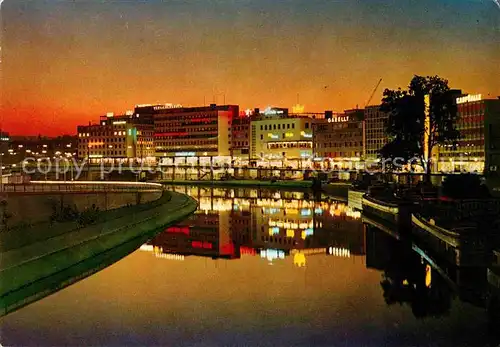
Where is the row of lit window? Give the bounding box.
[267,142,313,150]
[320,152,362,157]
[261,236,298,245]
[319,133,362,140]
[317,142,363,148]
[259,123,300,131]
[157,140,217,146]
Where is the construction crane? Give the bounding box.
[365,78,383,107]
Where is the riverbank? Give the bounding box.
[157,179,315,189]
[0,191,197,316]
[321,182,352,200]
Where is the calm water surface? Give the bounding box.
[0,186,494,346]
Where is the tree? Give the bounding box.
[379,75,460,181]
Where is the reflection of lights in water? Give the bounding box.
[346,210,361,219]
[425,264,432,288]
[268,227,280,235]
[155,253,185,261]
[294,252,306,267]
[139,244,185,261]
[178,188,359,219]
[263,208,281,214]
[199,197,232,211]
[260,249,285,262]
[301,209,312,216]
[268,219,313,231]
[291,248,324,256]
[327,247,351,258]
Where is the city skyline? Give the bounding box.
[2,0,500,136]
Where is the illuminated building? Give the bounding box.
[4,135,77,165]
[485,98,500,196]
[231,115,251,160]
[437,94,500,173]
[364,105,389,161]
[0,131,9,142]
[250,117,316,164]
[144,104,239,160]
[77,112,154,162]
[256,107,289,118]
[290,112,325,120]
[313,109,364,167]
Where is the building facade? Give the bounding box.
[313,110,364,167]
[3,135,77,166]
[77,112,154,163]
[364,105,389,161]
[485,99,500,188]
[145,104,238,162]
[231,114,251,161]
[436,94,500,173]
[250,117,315,165]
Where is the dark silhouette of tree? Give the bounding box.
[379,75,460,180]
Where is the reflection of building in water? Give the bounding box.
[154,186,364,261]
[364,225,398,271]
[252,199,364,255]
[148,209,240,260]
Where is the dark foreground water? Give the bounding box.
[0,186,495,346]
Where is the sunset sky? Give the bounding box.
[1,0,499,136]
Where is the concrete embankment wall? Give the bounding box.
[0,191,162,229]
[322,183,350,199]
[0,191,198,317]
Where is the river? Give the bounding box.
[0,186,495,346]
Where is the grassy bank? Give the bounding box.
[157,179,314,189]
[0,191,197,317]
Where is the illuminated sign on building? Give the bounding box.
[106,112,114,118]
[262,107,287,116]
[328,116,349,123]
[292,104,305,113]
[301,131,313,138]
[456,94,482,104]
[267,133,279,139]
[175,152,196,157]
[152,103,183,110]
[113,121,127,125]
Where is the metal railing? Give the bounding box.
[1,181,164,193]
